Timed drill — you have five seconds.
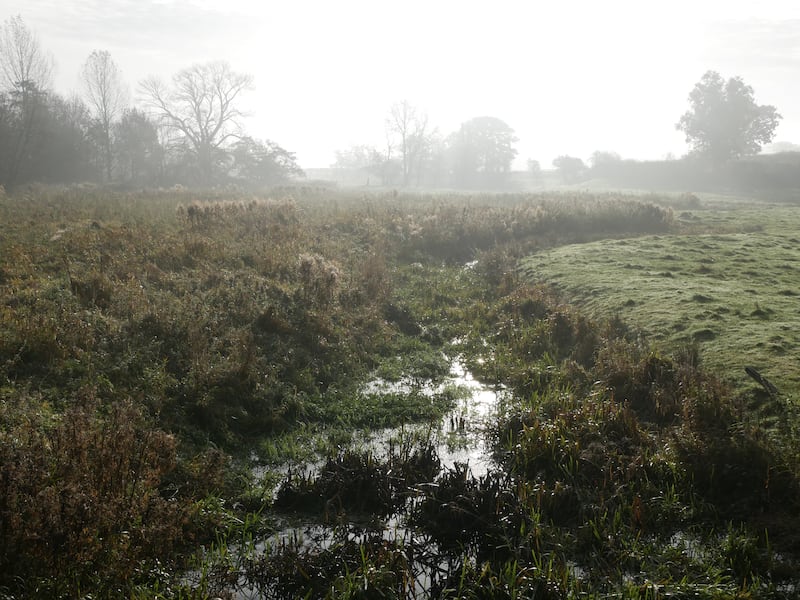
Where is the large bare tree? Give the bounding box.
[81,50,127,182]
[0,15,54,187]
[139,61,253,184]
[387,100,430,187]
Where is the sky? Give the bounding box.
[3,0,800,169]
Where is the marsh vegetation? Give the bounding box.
[0,186,798,598]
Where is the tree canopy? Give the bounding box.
[552,155,586,184]
[386,100,431,187]
[139,61,254,184]
[0,15,55,187]
[229,137,304,187]
[677,71,781,164]
[114,107,163,185]
[0,19,309,190]
[449,116,518,188]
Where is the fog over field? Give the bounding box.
[4,0,800,168]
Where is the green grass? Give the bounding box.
[520,204,800,397]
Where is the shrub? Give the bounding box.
[0,396,202,596]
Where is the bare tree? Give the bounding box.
[387,100,430,187]
[0,15,54,187]
[139,61,253,184]
[0,15,53,93]
[81,50,127,182]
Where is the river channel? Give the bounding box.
[220,357,508,597]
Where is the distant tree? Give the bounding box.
[333,144,381,170]
[114,108,163,186]
[0,89,95,185]
[677,71,781,165]
[378,132,402,187]
[525,158,542,187]
[332,143,392,184]
[0,16,53,94]
[139,61,253,185]
[386,100,431,187]
[81,50,127,182]
[229,136,304,187]
[0,15,54,188]
[589,150,621,169]
[421,133,449,188]
[0,92,12,170]
[762,141,800,154]
[552,155,586,184]
[37,94,95,183]
[449,116,517,188]
[589,150,622,179]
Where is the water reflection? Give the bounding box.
[359,358,506,477]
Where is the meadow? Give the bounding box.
[520,198,800,397]
[0,185,798,598]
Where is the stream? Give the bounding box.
[218,357,508,598]
[359,357,506,477]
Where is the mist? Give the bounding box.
[1,2,799,190]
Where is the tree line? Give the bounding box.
[0,15,519,193]
[334,68,784,192]
[0,16,303,191]
[0,15,786,192]
[548,70,783,188]
[332,104,519,190]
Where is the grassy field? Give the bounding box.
[521,200,800,397]
[1,186,799,598]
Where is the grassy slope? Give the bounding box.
[520,202,800,396]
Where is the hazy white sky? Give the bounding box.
[3,1,800,168]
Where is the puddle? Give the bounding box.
[350,357,506,477]
[436,359,506,475]
[255,357,507,481]
[235,358,507,597]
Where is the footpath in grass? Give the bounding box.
[520,204,800,397]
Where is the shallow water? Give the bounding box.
[356,357,506,477]
[235,358,507,597]
[254,357,507,480]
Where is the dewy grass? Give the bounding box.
[520,206,800,399]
